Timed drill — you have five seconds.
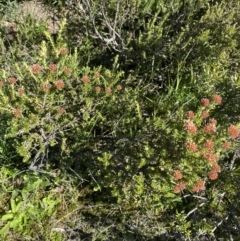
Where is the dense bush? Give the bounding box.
[42,0,240,89]
[0,0,240,240]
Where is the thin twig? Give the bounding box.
[212,215,229,233]
[185,202,207,219]
[230,148,240,170]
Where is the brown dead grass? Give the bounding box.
[1,0,59,33]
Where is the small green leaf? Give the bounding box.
[10,199,16,213]
[0,222,10,236]
[93,186,101,192]
[1,213,13,221]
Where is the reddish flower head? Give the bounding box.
[209,118,217,126]
[31,64,42,74]
[201,98,210,107]
[13,109,21,118]
[95,86,101,93]
[0,81,4,87]
[63,67,71,75]
[41,84,51,92]
[192,179,205,193]
[184,120,198,135]
[105,87,112,94]
[197,179,205,190]
[174,185,181,194]
[204,123,216,134]
[222,142,231,150]
[185,141,198,152]
[201,110,209,119]
[18,88,25,96]
[211,164,221,173]
[57,108,65,115]
[203,152,219,164]
[212,94,222,105]
[208,171,218,180]
[192,185,199,193]
[8,77,17,84]
[49,64,58,72]
[59,48,68,55]
[173,170,183,180]
[55,80,65,90]
[204,140,214,150]
[227,125,239,139]
[94,72,100,78]
[82,76,89,84]
[174,181,186,194]
[186,111,195,119]
[116,84,122,90]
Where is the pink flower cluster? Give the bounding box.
[201,95,222,107]
[192,179,205,193]
[184,120,198,135]
[208,164,221,180]
[174,181,186,194]
[227,125,239,139]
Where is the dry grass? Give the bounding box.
[1,0,59,33]
[20,0,49,22]
[20,0,59,32]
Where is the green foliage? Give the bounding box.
[0,0,240,240]
[0,167,61,239]
[47,0,240,92]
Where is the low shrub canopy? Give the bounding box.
[0,0,240,240]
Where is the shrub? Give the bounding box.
[0,1,240,240]
[41,0,240,92]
